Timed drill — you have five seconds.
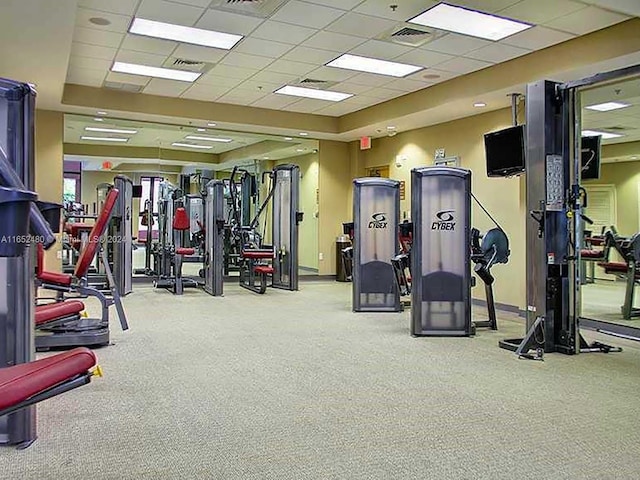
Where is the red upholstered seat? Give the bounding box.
[599,261,628,273]
[581,249,605,259]
[242,249,274,259]
[67,223,93,250]
[586,237,604,246]
[254,265,274,274]
[173,207,190,231]
[176,247,195,255]
[39,270,73,286]
[0,348,97,411]
[35,301,85,326]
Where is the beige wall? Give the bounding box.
[35,110,64,271]
[317,140,351,275]
[354,108,526,308]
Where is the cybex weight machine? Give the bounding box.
[203,179,225,296]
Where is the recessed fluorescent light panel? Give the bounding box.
[85,127,138,135]
[408,3,532,41]
[581,129,623,139]
[81,136,128,142]
[585,102,631,112]
[326,54,423,78]
[274,85,352,102]
[129,18,243,50]
[112,61,200,82]
[185,135,233,143]
[172,142,213,150]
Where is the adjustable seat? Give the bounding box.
[35,300,85,327]
[169,206,198,295]
[239,248,274,294]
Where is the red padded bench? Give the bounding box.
[242,249,273,259]
[254,265,274,274]
[35,301,84,326]
[176,247,195,256]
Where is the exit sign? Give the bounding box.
[360,136,371,150]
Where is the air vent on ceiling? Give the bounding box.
[377,23,446,48]
[209,0,287,18]
[290,78,338,89]
[103,81,144,93]
[606,126,629,131]
[162,58,215,74]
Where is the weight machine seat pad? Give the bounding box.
[35,300,85,326]
[598,261,628,273]
[74,188,119,279]
[242,250,274,259]
[586,237,604,246]
[254,265,274,274]
[0,348,96,412]
[173,207,190,231]
[176,247,195,256]
[581,249,605,259]
[65,223,93,236]
[37,243,73,285]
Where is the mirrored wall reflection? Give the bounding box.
[579,76,640,327]
[62,114,320,280]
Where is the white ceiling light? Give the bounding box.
[581,129,623,139]
[196,128,206,132]
[85,126,138,134]
[96,111,108,115]
[284,137,293,141]
[112,61,201,82]
[299,132,308,136]
[474,102,487,107]
[296,148,305,152]
[129,18,243,50]
[94,118,104,122]
[81,136,128,142]
[185,135,233,143]
[207,122,217,127]
[408,3,532,41]
[274,85,353,102]
[326,54,422,78]
[585,101,631,112]
[172,142,213,149]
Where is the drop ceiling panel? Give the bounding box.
[580,0,640,16]
[304,66,359,82]
[238,79,282,93]
[302,31,365,52]
[421,33,493,56]
[270,1,345,29]
[266,59,317,76]
[384,77,431,93]
[249,20,317,45]
[75,7,132,33]
[465,43,531,64]
[325,12,397,39]
[115,49,169,67]
[67,67,108,87]
[349,39,415,61]
[282,98,332,112]
[207,64,260,79]
[249,70,299,85]
[233,37,294,58]
[120,33,178,55]
[181,84,231,101]
[354,0,439,21]
[332,82,372,94]
[196,73,244,88]
[73,26,125,48]
[363,86,406,100]
[499,0,587,24]
[217,89,269,105]
[347,72,394,87]
[315,102,361,116]
[250,94,302,109]
[136,0,205,26]
[220,52,274,69]
[436,56,493,75]
[71,42,118,61]
[195,8,264,35]
[172,0,213,7]
[172,43,228,63]
[406,68,458,84]
[69,55,113,71]
[393,49,454,68]
[143,78,191,96]
[302,0,364,10]
[78,0,139,16]
[501,26,575,50]
[544,6,629,35]
[105,70,152,86]
[281,46,340,65]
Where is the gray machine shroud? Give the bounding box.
[352,177,401,312]
[113,174,133,296]
[411,167,472,336]
[203,179,225,296]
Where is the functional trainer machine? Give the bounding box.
[352,178,401,312]
[203,179,225,296]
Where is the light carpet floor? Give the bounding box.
[3,281,640,480]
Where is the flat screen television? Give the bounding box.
[581,135,601,180]
[484,125,526,177]
[132,185,143,198]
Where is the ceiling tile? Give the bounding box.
[66,67,107,87]
[436,57,493,74]
[393,49,453,68]
[181,84,231,101]
[73,26,125,48]
[342,95,380,106]
[207,64,259,79]
[499,0,586,24]
[233,37,294,58]
[136,0,204,26]
[406,68,458,83]
[384,78,431,93]
[501,26,575,50]
[355,0,438,21]
[302,30,365,52]
[281,46,340,65]
[238,79,282,93]
[465,43,531,63]
[569,0,640,16]
[316,102,361,116]
[304,66,359,82]
[196,73,244,88]
[362,87,405,100]
[71,42,118,61]
[249,70,299,85]
[421,33,492,56]
[333,82,374,94]
[325,12,397,38]
[349,39,414,60]
[450,0,521,13]
[79,0,139,15]
[250,20,317,45]
[544,6,629,35]
[346,72,393,87]
[75,8,131,33]
[251,94,303,109]
[143,78,191,96]
[301,0,364,10]
[220,52,274,69]
[266,59,316,76]
[69,55,113,71]
[195,8,264,35]
[120,34,178,55]
[283,98,333,112]
[271,1,345,29]
[115,49,168,67]
[105,71,152,86]
[217,88,268,105]
[169,0,212,7]
[172,44,228,63]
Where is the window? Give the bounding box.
[63,173,81,203]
